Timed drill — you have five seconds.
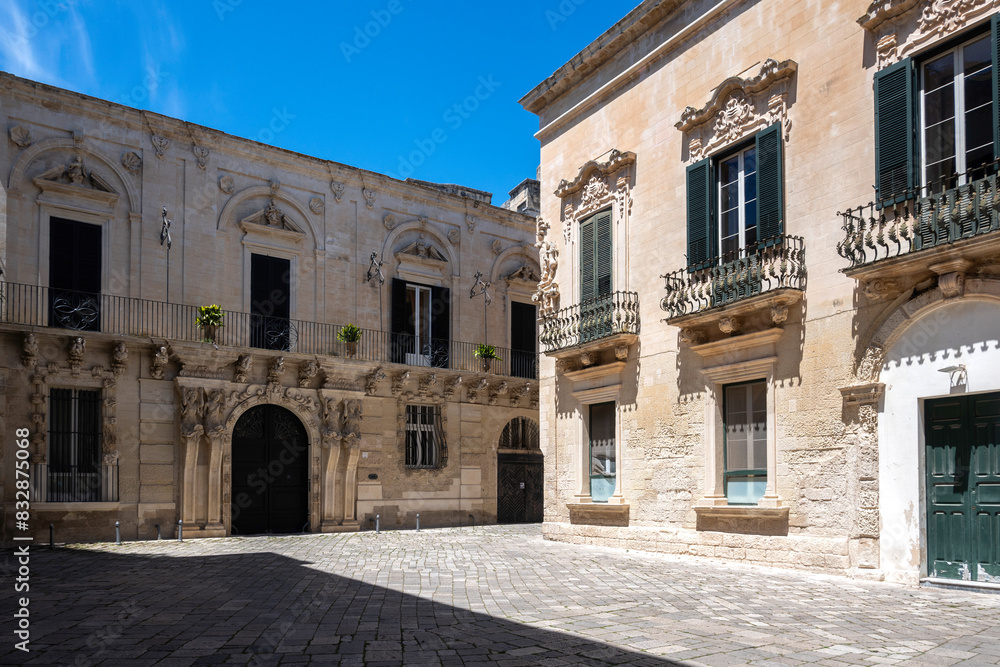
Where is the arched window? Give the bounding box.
[499,417,540,450]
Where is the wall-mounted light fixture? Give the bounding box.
[938,364,967,391]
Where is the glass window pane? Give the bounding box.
[924,118,956,165]
[744,171,757,203]
[924,52,954,92]
[721,209,740,238]
[590,402,616,502]
[965,105,993,158]
[963,36,990,76]
[963,66,991,112]
[744,203,758,236]
[743,148,757,175]
[721,182,739,210]
[720,156,739,185]
[967,143,993,174]
[923,84,955,128]
[727,476,767,505]
[926,158,958,191]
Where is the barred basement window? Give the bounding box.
[47,388,110,502]
[405,404,444,468]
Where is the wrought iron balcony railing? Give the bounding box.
[660,235,805,319]
[0,282,538,379]
[540,291,639,353]
[837,161,1000,270]
[29,463,119,503]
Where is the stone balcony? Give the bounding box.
[660,235,805,344]
[837,165,1000,302]
[539,290,640,363]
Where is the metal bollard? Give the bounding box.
[155,523,161,540]
[375,514,380,534]
[49,524,54,548]
[416,513,420,532]
[177,519,183,542]
[468,513,475,527]
[115,521,121,545]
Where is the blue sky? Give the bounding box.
[0,0,634,203]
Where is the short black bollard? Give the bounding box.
[375,514,380,534]
[155,523,161,540]
[49,524,54,548]
[115,521,121,545]
[468,513,475,527]
[416,513,420,532]
[177,519,183,542]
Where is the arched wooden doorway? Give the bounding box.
[497,417,543,524]
[231,404,309,534]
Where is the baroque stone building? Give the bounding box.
[0,72,542,543]
[522,0,1000,587]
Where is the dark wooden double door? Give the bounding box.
[497,452,543,524]
[231,405,308,535]
[926,393,1000,582]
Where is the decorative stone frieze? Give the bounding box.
[68,336,85,376]
[365,367,386,396]
[267,356,285,384]
[443,375,463,400]
[488,381,508,406]
[193,145,209,170]
[676,59,796,161]
[330,181,344,203]
[151,134,169,158]
[121,151,142,174]
[298,360,319,387]
[233,354,251,383]
[467,377,489,404]
[21,333,38,370]
[466,214,477,233]
[111,342,128,376]
[363,187,376,209]
[390,371,410,397]
[150,345,169,380]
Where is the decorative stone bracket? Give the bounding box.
[675,59,796,161]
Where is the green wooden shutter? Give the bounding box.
[580,217,595,302]
[755,123,784,242]
[686,158,713,268]
[595,209,612,296]
[874,57,916,205]
[993,14,1000,160]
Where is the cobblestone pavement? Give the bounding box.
[2,525,999,666]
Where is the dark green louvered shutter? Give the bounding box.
[755,123,784,242]
[594,210,612,297]
[580,217,595,302]
[874,57,916,206]
[686,158,713,268]
[993,14,1000,159]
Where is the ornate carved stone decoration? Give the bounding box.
[443,375,463,400]
[298,360,319,387]
[614,344,629,361]
[491,239,503,255]
[203,388,227,437]
[533,241,560,317]
[676,59,797,161]
[102,416,118,464]
[320,396,339,447]
[858,0,997,68]
[9,125,32,148]
[363,188,376,209]
[309,197,324,214]
[504,264,540,285]
[579,352,594,367]
[383,213,397,230]
[447,228,461,245]
[151,134,169,159]
[466,215,478,233]
[341,399,363,441]
[330,181,344,203]
[396,234,447,262]
[73,130,85,146]
[863,278,898,302]
[111,342,128,376]
[179,386,205,438]
[228,354,249,383]
[35,156,117,194]
[418,373,438,397]
[219,175,235,194]
[121,151,142,174]
[365,366,387,396]
[488,381,509,406]
[21,333,38,370]
[510,383,531,407]
[391,371,410,397]
[857,345,885,384]
[770,305,789,326]
[151,345,169,380]
[938,271,966,299]
[467,377,489,404]
[269,178,281,194]
[68,336,85,376]
[240,198,304,233]
[193,145,209,170]
[718,317,742,335]
[530,391,539,409]
[267,356,285,384]
[678,328,706,345]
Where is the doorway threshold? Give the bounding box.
[920,578,1000,594]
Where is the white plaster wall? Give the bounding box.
[879,298,1000,584]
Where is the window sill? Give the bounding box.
[30,502,121,511]
[694,505,788,536]
[567,502,629,527]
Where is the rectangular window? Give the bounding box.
[405,404,443,468]
[48,217,102,332]
[718,145,758,258]
[920,32,993,190]
[589,401,616,502]
[391,279,451,368]
[723,381,767,505]
[48,388,109,502]
[250,253,292,351]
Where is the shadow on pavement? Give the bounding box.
[0,545,683,666]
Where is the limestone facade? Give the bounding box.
[0,72,540,543]
[521,0,1000,585]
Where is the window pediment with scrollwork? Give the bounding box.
[676,59,797,162]
[554,148,635,246]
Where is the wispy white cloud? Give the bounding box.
[0,1,62,84]
[67,3,95,81]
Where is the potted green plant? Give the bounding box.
[474,343,500,372]
[337,323,362,357]
[196,304,224,343]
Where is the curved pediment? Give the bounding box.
[675,59,797,132]
[554,149,635,199]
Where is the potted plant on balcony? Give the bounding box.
[196,304,224,343]
[474,343,500,373]
[337,323,362,357]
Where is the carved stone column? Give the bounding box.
[342,443,362,526]
[177,387,204,525]
[203,389,227,531]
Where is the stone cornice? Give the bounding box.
[675,59,798,132]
